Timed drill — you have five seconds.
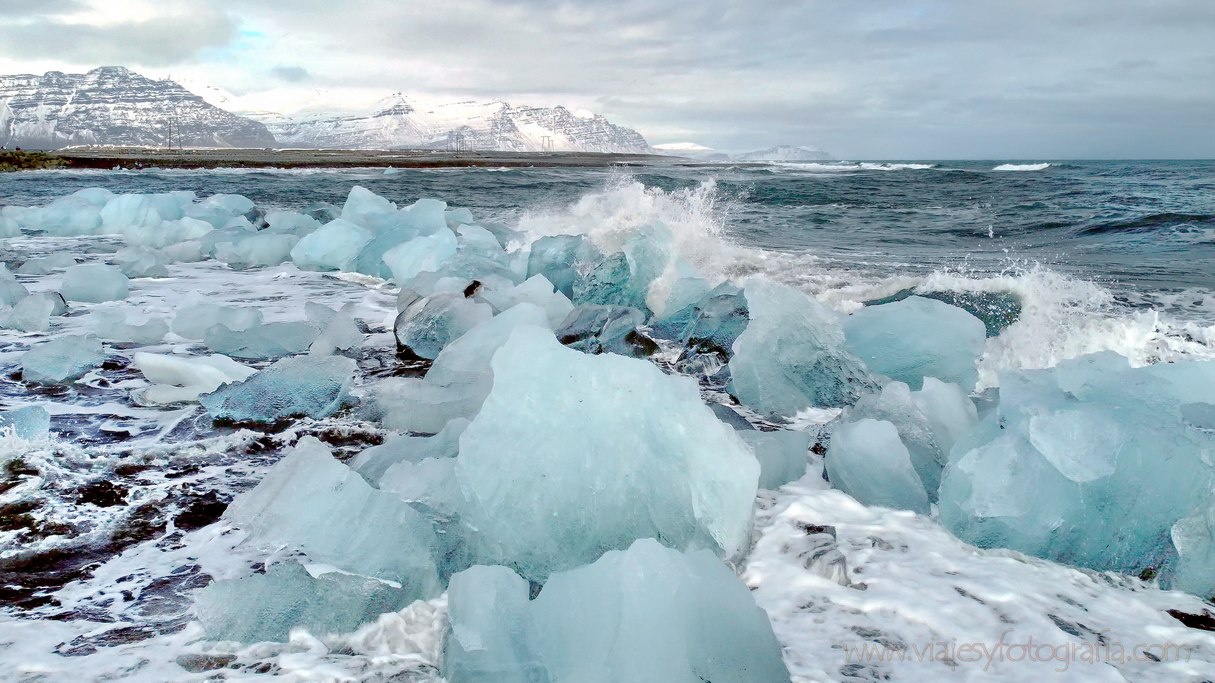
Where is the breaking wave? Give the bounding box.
[992,162,1052,171]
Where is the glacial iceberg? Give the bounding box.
[21,335,105,385]
[199,356,356,424]
[825,418,931,514]
[290,218,374,271]
[60,264,129,303]
[844,295,986,390]
[394,292,493,360]
[131,352,256,405]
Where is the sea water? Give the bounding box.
[1,160,1214,681]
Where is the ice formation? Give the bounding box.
[739,429,811,490]
[394,292,493,360]
[454,326,759,580]
[199,355,356,423]
[0,405,51,440]
[729,278,876,416]
[525,234,603,299]
[170,304,262,340]
[555,304,657,357]
[844,295,986,390]
[289,218,374,271]
[444,539,790,683]
[825,418,932,514]
[21,335,105,385]
[131,351,256,405]
[60,264,129,303]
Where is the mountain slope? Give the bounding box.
[0,67,275,150]
[256,95,650,153]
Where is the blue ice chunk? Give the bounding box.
[200,356,356,423]
[60,264,129,303]
[572,252,652,316]
[0,279,28,307]
[555,304,656,357]
[383,230,459,284]
[3,292,60,332]
[224,437,442,589]
[394,292,494,360]
[339,185,399,233]
[171,304,262,340]
[351,418,468,485]
[0,405,51,440]
[455,326,759,581]
[443,539,790,683]
[17,253,77,275]
[1172,505,1215,598]
[739,429,810,489]
[729,279,877,416]
[263,210,321,237]
[652,282,748,371]
[113,247,168,278]
[525,234,603,299]
[938,353,1215,585]
[844,295,986,390]
[480,275,574,329]
[826,418,931,514]
[290,218,374,271]
[204,321,319,360]
[21,335,105,385]
[185,194,255,229]
[214,233,298,269]
[195,561,418,643]
[91,310,169,344]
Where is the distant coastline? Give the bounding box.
[15,147,684,171]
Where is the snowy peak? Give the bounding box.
[257,97,650,153]
[0,67,275,149]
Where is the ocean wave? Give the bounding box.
[992,163,1052,171]
[1077,212,1215,235]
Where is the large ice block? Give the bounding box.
[289,218,374,271]
[21,335,105,385]
[91,310,169,345]
[113,247,168,278]
[739,429,810,489]
[555,304,656,357]
[479,275,574,329]
[60,264,129,303]
[825,418,931,514]
[652,282,748,372]
[455,326,759,580]
[844,295,986,390]
[214,233,298,269]
[351,418,468,484]
[203,321,320,360]
[525,234,603,299]
[171,304,262,341]
[394,293,494,360]
[224,437,442,590]
[195,561,418,644]
[729,279,877,416]
[199,356,356,423]
[382,230,459,284]
[443,539,790,683]
[571,252,651,316]
[0,405,51,440]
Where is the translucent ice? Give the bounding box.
[21,335,105,385]
[394,292,494,360]
[652,282,748,371]
[204,321,319,360]
[572,252,652,316]
[938,352,1215,584]
[171,304,262,341]
[184,193,255,229]
[308,303,364,357]
[0,405,51,440]
[729,279,876,416]
[826,418,931,514]
[122,215,214,249]
[200,356,356,423]
[131,351,256,405]
[224,437,441,589]
[844,295,986,390]
[17,253,77,275]
[555,304,657,357]
[2,293,58,332]
[214,233,298,269]
[91,310,169,345]
[290,219,374,271]
[443,539,790,683]
[196,561,418,644]
[455,326,759,580]
[0,279,29,307]
[525,234,603,299]
[113,247,168,278]
[1172,506,1215,598]
[351,417,468,484]
[739,429,810,489]
[478,275,574,329]
[263,210,321,237]
[340,185,400,233]
[383,230,459,284]
[61,264,129,303]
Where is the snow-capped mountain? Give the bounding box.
[732,145,833,161]
[0,67,275,150]
[255,94,650,153]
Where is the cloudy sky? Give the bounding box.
[0,0,1212,158]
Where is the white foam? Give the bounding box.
[992,163,1052,171]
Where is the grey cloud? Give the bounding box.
[271,65,310,82]
[0,10,235,67]
[0,0,83,16]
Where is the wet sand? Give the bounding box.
[50,147,683,170]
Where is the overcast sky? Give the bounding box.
[0,0,1212,158]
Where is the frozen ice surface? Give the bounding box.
[825,417,931,514]
[203,321,319,360]
[443,539,790,683]
[340,186,399,233]
[60,264,129,303]
[555,304,657,357]
[184,193,255,228]
[264,210,321,237]
[739,429,810,489]
[17,253,77,275]
[170,304,262,340]
[844,295,986,390]
[380,456,462,517]
[525,234,603,299]
[2,293,57,332]
[3,187,110,235]
[394,293,493,360]
[0,405,51,440]
[572,252,652,316]
[351,417,468,484]
[122,215,214,249]
[214,233,298,269]
[91,310,168,344]
[479,275,574,328]
[131,351,256,405]
[383,230,459,285]
[199,355,356,423]
[113,247,168,278]
[289,218,374,271]
[308,303,364,356]
[21,335,105,385]
[195,561,418,644]
[455,326,759,580]
[100,192,193,237]
[1172,505,1215,598]
[0,279,29,307]
[372,303,553,434]
[938,352,1215,585]
[224,437,442,589]
[729,279,877,416]
[0,215,20,237]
